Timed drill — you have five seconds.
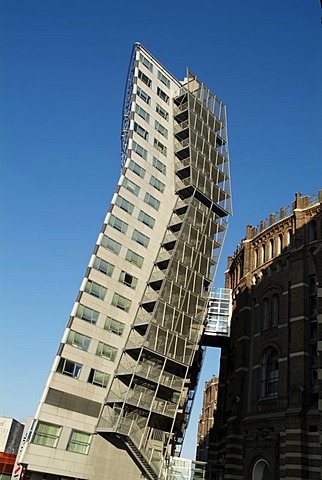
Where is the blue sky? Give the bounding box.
[1,0,321,460]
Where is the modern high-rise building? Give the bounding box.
[211,191,322,479]
[16,43,231,480]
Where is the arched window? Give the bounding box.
[277,234,283,254]
[252,459,270,480]
[262,298,269,330]
[269,239,274,259]
[262,244,266,264]
[260,348,279,398]
[308,220,317,242]
[254,248,259,268]
[271,294,279,326]
[287,229,292,246]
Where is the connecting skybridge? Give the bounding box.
[202,287,232,347]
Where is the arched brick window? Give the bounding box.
[277,234,283,254]
[308,220,317,242]
[269,239,274,259]
[260,348,279,398]
[254,248,259,268]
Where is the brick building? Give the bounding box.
[196,375,219,477]
[211,191,322,479]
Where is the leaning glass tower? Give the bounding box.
[18,43,231,480]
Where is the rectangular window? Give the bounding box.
[108,214,128,234]
[119,271,138,289]
[101,235,121,255]
[96,342,118,361]
[137,86,151,105]
[150,175,165,193]
[126,249,144,267]
[93,257,114,276]
[155,120,168,139]
[67,430,92,455]
[138,69,152,87]
[104,316,125,336]
[138,210,155,229]
[123,177,140,196]
[152,157,166,175]
[139,53,153,72]
[57,358,82,379]
[88,369,110,388]
[85,280,107,300]
[154,138,167,156]
[32,422,61,448]
[134,122,149,141]
[112,293,132,312]
[157,86,169,104]
[157,70,170,88]
[128,160,146,179]
[76,304,99,325]
[156,103,169,121]
[135,104,150,123]
[132,229,150,248]
[115,195,134,214]
[144,192,160,211]
[66,330,91,351]
[132,141,147,160]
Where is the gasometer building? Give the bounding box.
[17,43,232,480]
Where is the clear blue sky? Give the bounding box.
[1,0,321,460]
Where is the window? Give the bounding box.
[32,422,61,448]
[119,271,138,289]
[93,257,114,276]
[152,157,166,175]
[308,220,317,242]
[262,298,269,330]
[57,358,82,378]
[138,210,155,229]
[104,316,125,336]
[66,330,91,351]
[144,192,160,210]
[67,430,92,454]
[128,160,145,178]
[134,122,149,140]
[261,244,266,263]
[135,104,150,123]
[287,229,292,246]
[155,120,168,139]
[85,280,107,300]
[154,138,167,156]
[88,369,110,388]
[76,304,99,325]
[132,141,147,160]
[138,69,152,87]
[269,239,274,259]
[157,70,170,88]
[150,175,165,193]
[115,195,134,214]
[126,249,144,267]
[139,53,153,72]
[278,234,283,254]
[96,342,118,361]
[260,348,279,398]
[156,103,169,121]
[112,293,132,312]
[101,235,121,254]
[123,177,140,196]
[108,214,128,234]
[132,229,150,248]
[254,248,259,268]
[137,86,151,105]
[271,294,279,326]
[157,86,169,104]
